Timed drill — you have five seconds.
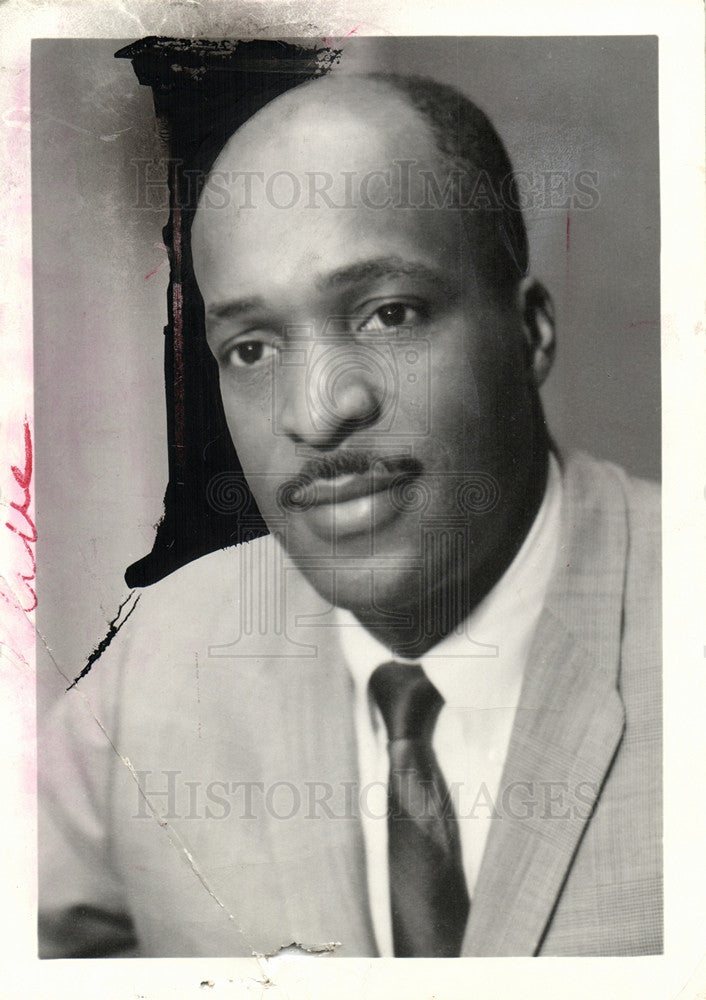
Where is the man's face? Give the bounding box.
[192,80,541,633]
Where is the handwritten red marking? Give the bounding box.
[145,242,169,281]
[144,261,168,281]
[5,417,37,612]
[323,25,361,44]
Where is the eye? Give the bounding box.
[359,302,420,333]
[227,340,276,368]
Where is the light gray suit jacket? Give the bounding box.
[38,452,662,957]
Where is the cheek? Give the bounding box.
[427,335,483,443]
[219,379,278,475]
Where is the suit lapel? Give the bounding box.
[462,453,630,956]
[254,575,377,956]
[461,610,625,955]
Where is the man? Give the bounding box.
[38,71,661,958]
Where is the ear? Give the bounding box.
[518,277,555,387]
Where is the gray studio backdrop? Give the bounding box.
[33,36,660,709]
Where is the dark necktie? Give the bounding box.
[369,661,470,957]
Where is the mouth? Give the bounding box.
[279,455,423,540]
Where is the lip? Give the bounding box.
[291,467,402,507]
[304,484,402,540]
[283,461,423,541]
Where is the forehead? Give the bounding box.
[205,77,438,177]
[191,79,473,304]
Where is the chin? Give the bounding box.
[298,558,422,624]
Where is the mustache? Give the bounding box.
[297,451,420,482]
[277,451,422,510]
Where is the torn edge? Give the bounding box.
[260,940,342,958]
[66,590,141,690]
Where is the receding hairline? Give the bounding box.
[194,70,529,293]
[205,71,443,173]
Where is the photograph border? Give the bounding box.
[1,1,704,998]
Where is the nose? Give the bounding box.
[278,344,384,450]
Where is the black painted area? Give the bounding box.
[117,38,340,587]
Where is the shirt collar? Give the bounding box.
[337,453,563,712]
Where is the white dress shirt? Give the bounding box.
[336,454,563,956]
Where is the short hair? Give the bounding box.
[361,72,529,298]
[188,71,529,300]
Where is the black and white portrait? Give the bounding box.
[33,33,664,962]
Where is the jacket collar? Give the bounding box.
[461,452,628,955]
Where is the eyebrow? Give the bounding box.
[206,296,266,323]
[205,256,451,324]
[317,256,449,292]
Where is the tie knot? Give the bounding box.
[369,661,443,742]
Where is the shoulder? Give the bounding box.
[74,531,330,685]
[549,450,661,671]
[136,534,270,609]
[561,450,660,551]
[124,533,283,641]
[560,450,660,696]
[559,450,660,603]
[69,535,282,704]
